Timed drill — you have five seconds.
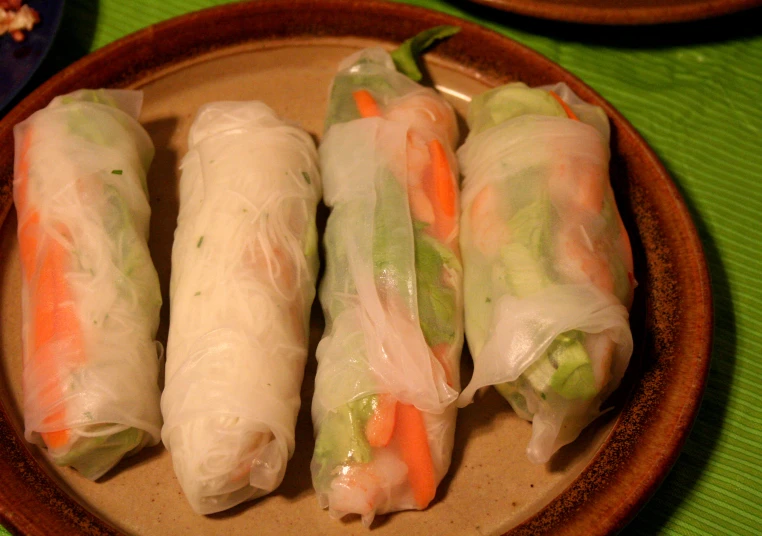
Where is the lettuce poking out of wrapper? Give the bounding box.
[390,25,461,82]
[311,25,462,523]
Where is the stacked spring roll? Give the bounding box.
[457,82,635,464]
[312,40,463,525]
[161,102,321,514]
[13,89,163,479]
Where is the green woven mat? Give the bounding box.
[4,1,762,535]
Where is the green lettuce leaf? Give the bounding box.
[312,395,377,490]
[414,223,460,346]
[372,172,413,298]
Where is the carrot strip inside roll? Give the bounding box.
[14,89,163,480]
[312,44,463,527]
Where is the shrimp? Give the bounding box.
[337,86,458,515]
[467,183,511,258]
[327,448,409,526]
[403,132,436,226]
[547,157,606,216]
[384,90,459,149]
[555,223,616,294]
[585,332,616,391]
[384,91,460,248]
[549,156,616,294]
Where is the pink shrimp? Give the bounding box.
[347,88,457,512]
[327,449,409,523]
[549,156,617,294]
[384,90,459,149]
[548,157,606,216]
[468,183,511,257]
[403,132,436,226]
[555,224,616,294]
[585,332,616,390]
[329,466,383,519]
[383,91,460,249]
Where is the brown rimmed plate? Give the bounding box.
[0,1,712,535]
[462,0,762,24]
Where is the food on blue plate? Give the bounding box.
[311,26,464,526]
[1,0,40,42]
[14,89,163,480]
[457,82,636,464]
[161,101,321,514]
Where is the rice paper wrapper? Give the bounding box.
[312,47,463,526]
[316,119,456,417]
[161,101,321,514]
[458,82,635,464]
[13,89,163,480]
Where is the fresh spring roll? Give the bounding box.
[312,33,463,525]
[457,82,636,464]
[161,102,321,514]
[13,89,163,480]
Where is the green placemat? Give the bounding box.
[3,1,762,535]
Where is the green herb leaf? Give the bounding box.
[302,171,311,184]
[197,236,204,248]
[111,169,123,175]
[391,25,460,81]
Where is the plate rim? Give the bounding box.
[0,1,713,535]
[462,0,762,25]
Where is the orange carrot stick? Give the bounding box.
[353,89,382,118]
[350,91,450,508]
[420,138,457,242]
[15,128,84,450]
[549,91,579,121]
[365,394,398,448]
[33,235,83,449]
[428,139,456,219]
[394,403,436,509]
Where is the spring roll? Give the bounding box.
[312,38,463,526]
[13,89,163,480]
[161,102,321,514]
[457,82,635,464]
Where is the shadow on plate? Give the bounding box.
[97,442,166,483]
[143,116,181,359]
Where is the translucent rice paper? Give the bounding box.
[161,101,321,514]
[457,82,635,464]
[13,89,163,480]
[312,48,463,526]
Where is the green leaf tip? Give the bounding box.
[391,25,461,82]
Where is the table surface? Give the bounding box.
[1,1,761,535]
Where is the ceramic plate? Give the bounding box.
[0,1,712,535]
[0,0,65,114]
[462,0,762,24]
